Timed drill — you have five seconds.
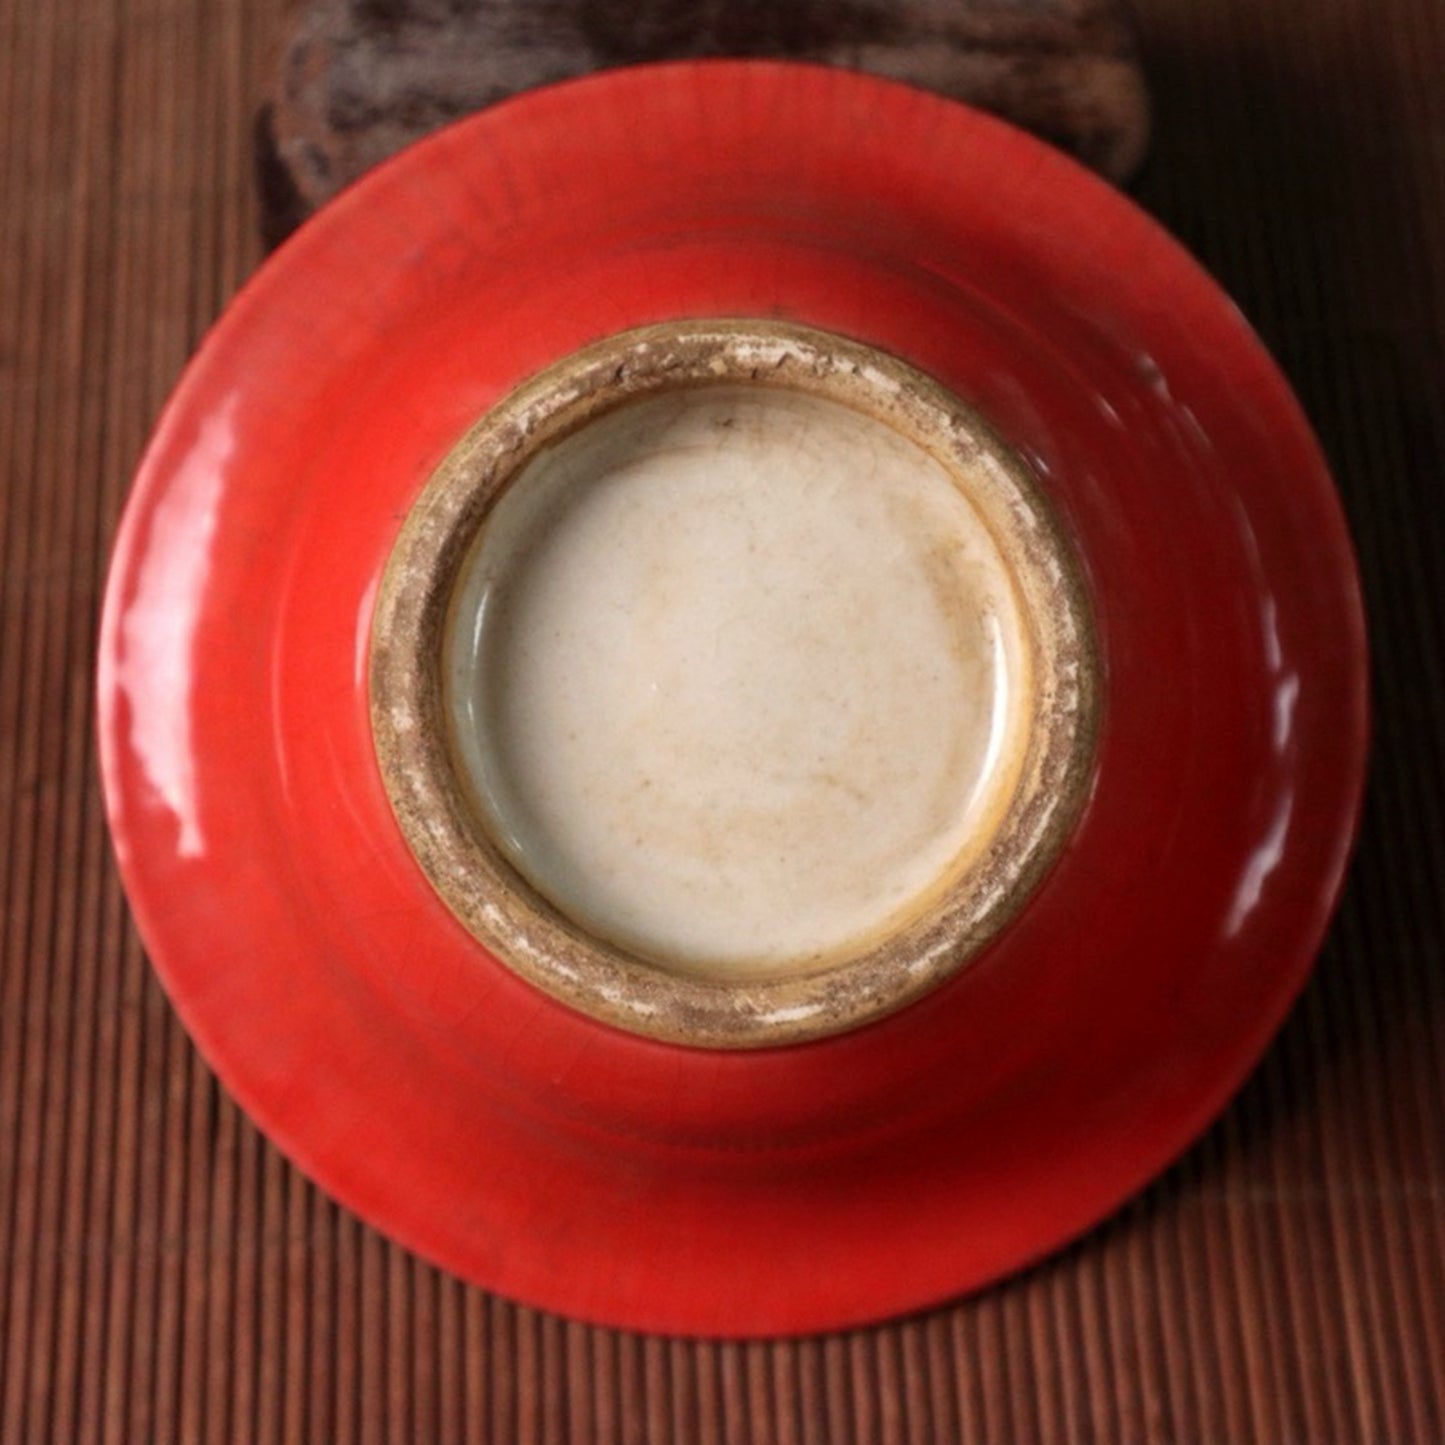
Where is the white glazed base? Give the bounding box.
[446,386,1031,977]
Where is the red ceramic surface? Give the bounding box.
[97,62,1368,1336]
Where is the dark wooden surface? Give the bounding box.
[255,0,1150,245]
[3,1,1444,1440]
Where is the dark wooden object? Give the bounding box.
[256,0,1150,244]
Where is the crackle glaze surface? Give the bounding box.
[97,63,1367,1335]
[448,385,1029,975]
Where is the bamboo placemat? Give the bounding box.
[2,1,1442,1439]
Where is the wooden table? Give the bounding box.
[2,1,1442,1439]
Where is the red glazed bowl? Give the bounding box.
[97,61,1368,1336]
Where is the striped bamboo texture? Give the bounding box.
[1,0,1443,1439]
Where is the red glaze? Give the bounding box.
[97,62,1368,1336]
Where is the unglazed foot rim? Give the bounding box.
[369,320,1099,1048]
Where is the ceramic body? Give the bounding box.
[98,62,1367,1336]
[370,319,1098,1046]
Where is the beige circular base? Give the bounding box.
[369,320,1098,1047]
